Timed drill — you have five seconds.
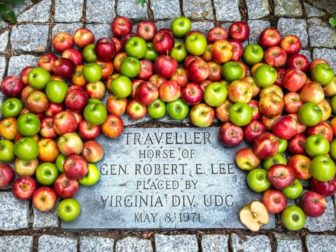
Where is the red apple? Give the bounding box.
[219,122,244,147]
[229,39,243,61]
[97,60,114,79]
[138,59,154,80]
[159,80,181,102]
[259,28,281,48]
[111,16,132,37]
[288,134,306,155]
[307,122,333,142]
[25,90,50,114]
[234,147,260,171]
[106,96,127,116]
[211,39,233,64]
[1,76,24,97]
[253,132,279,159]
[53,110,77,135]
[154,55,178,79]
[38,53,58,72]
[264,46,287,67]
[74,28,95,48]
[65,87,88,112]
[207,27,228,43]
[127,99,147,120]
[288,154,311,180]
[58,132,83,156]
[54,174,79,199]
[20,66,33,86]
[272,115,298,140]
[311,177,336,197]
[78,120,101,140]
[207,62,222,81]
[275,68,287,87]
[82,140,104,163]
[215,100,231,122]
[53,58,75,79]
[102,114,124,139]
[95,37,116,62]
[283,69,307,92]
[12,176,36,200]
[45,102,63,117]
[300,191,326,217]
[181,82,203,106]
[171,68,188,87]
[52,32,74,52]
[287,53,310,72]
[259,94,284,117]
[0,164,14,189]
[284,92,302,114]
[153,30,174,54]
[64,154,88,180]
[229,21,250,42]
[244,120,266,143]
[135,81,159,105]
[32,187,57,212]
[262,189,287,214]
[248,100,261,120]
[187,58,209,83]
[40,117,57,139]
[85,81,105,100]
[268,164,296,190]
[280,34,301,55]
[61,48,83,65]
[137,21,157,41]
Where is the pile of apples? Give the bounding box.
[0,15,335,229]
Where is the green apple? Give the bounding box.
[120,57,141,78]
[14,137,39,161]
[36,163,58,186]
[277,138,288,153]
[57,198,81,222]
[83,63,102,83]
[83,102,107,125]
[185,32,207,56]
[45,80,68,103]
[0,139,15,163]
[125,36,147,59]
[170,41,187,62]
[330,139,336,160]
[298,102,322,126]
[310,155,336,182]
[204,82,227,107]
[312,63,335,85]
[281,205,305,231]
[79,163,100,186]
[305,134,330,156]
[331,96,336,113]
[243,44,264,65]
[148,99,166,119]
[229,102,252,126]
[0,98,23,118]
[262,153,287,170]
[221,61,243,82]
[171,17,192,37]
[109,76,132,98]
[82,44,97,62]
[28,67,51,90]
[17,113,40,137]
[247,168,270,193]
[144,42,158,61]
[253,65,277,88]
[166,98,189,120]
[282,179,303,200]
[56,154,66,173]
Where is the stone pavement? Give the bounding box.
[0,0,336,251]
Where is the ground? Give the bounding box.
[0,0,336,251]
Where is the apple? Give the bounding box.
[253,65,277,88]
[272,115,298,140]
[79,163,100,186]
[170,41,187,62]
[234,148,260,171]
[137,21,157,41]
[83,101,107,126]
[138,59,154,80]
[38,53,58,72]
[305,134,330,157]
[94,37,116,62]
[159,80,181,102]
[25,90,49,114]
[0,164,14,189]
[53,58,75,79]
[281,205,305,231]
[300,82,325,104]
[239,201,269,232]
[288,154,311,180]
[74,28,95,48]
[287,53,310,72]
[190,103,215,128]
[264,46,287,68]
[35,162,58,186]
[52,32,73,52]
[1,97,23,118]
[54,174,79,199]
[166,98,189,120]
[62,48,83,65]
[267,164,296,190]
[248,100,260,120]
[77,120,100,141]
[229,21,249,41]
[229,102,252,126]
[219,122,244,147]
[311,177,336,197]
[144,42,159,61]
[53,110,77,135]
[170,16,191,37]
[28,67,51,90]
[307,122,333,143]
[38,138,59,162]
[17,113,40,138]
[85,81,106,100]
[253,132,279,160]
[81,140,104,163]
[207,26,228,43]
[0,139,15,163]
[109,75,132,98]
[204,82,227,107]
[207,62,222,81]
[280,35,301,55]
[125,36,147,59]
[262,189,287,214]
[244,120,266,143]
[298,102,322,126]
[247,168,270,193]
[32,187,57,212]
[181,83,203,106]
[64,87,88,112]
[12,176,37,200]
[211,39,233,64]
[262,153,287,170]
[187,58,209,83]
[282,179,303,200]
[171,68,188,86]
[221,61,243,81]
[135,81,158,105]
[111,16,132,37]
[64,154,88,180]
[20,66,33,86]
[312,63,335,85]
[57,198,81,222]
[14,137,39,161]
[58,132,83,156]
[284,92,302,114]
[288,133,306,155]
[83,44,97,62]
[230,40,244,61]
[228,80,253,103]
[318,99,332,122]
[0,117,18,140]
[45,80,68,104]
[45,102,63,117]
[243,44,264,65]
[154,55,178,79]
[102,114,124,139]
[324,77,336,97]
[185,32,207,56]
[277,137,288,152]
[119,57,141,78]
[126,99,147,120]
[283,69,307,92]
[147,99,165,119]
[300,191,326,217]
[14,158,38,176]
[259,28,281,48]
[310,155,336,182]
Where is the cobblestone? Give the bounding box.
[313,48,336,72]
[115,237,153,252]
[248,20,270,44]
[151,0,181,20]
[214,0,241,21]
[11,24,48,52]
[0,31,8,52]
[192,21,215,33]
[33,208,59,229]
[155,234,198,252]
[183,0,214,20]
[306,235,336,252]
[231,233,271,252]
[17,0,51,22]
[8,55,38,76]
[246,0,270,19]
[277,18,308,48]
[117,0,148,19]
[304,2,326,17]
[86,24,112,39]
[308,18,336,48]
[38,235,78,252]
[55,0,83,22]
[86,0,115,23]
[274,0,303,17]
[201,235,229,252]
[306,0,336,14]
[274,233,302,252]
[80,236,114,252]
[0,56,6,80]
[0,192,30,230]
[0,236,33,252]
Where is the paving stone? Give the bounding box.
[0,236,33,252]
[183,0,214,20]
[11,24,48,52]
[8,55,38,76]
[80,236,114,252]
[300,49,312,61]
[0,31,8,52]
[308,18,336,48]
[274,233,302,252]
[115,237,152,252]
[304,2,326,17]
[231,233,271,252]
[192,21,215,34]
[306,235,336,252]
[246,0,270,19]
[277,18,308,48]
[33,208,59,229]
[55,0,83,22]
[0,192,29,230]
[52,23,83,38]
[305,197,336,231]
[248,20,270,44]
[201,235,229,252]
[86,0,115,23]
[38,235,78,252]
[274,0,302,17]
[117,0,148,19]
[17,0,51,22]
[306,0,336,14]
[151,0,181,20]
[0,56,6,81]
[0,20,8,30]
[86,24,112,40]
[214,0,241,21]
[155,234,198,252]
[155,20,173,31]
[313,48,336,72]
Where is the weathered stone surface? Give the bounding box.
[55,0,83,22]
[308,18,336,48]
[183,0,214,20]
[52,23,83,38]
[121,114,152,126]
[306,0,336,14]
[306,235,336,252]
[155,20,173,31]
[86,24,112,39]
[304,2,326,17]
[278,18,308,48]
[0,236,33,252]
[201,235,229,252]
[305,197,336,231]
[33,208,59,229]
[248,20,270,44]
[192,21,215,33]
[17,0,52,22]
[246,0,270,19]
[155,234,198,252]
[0,192,29,230]
[274,233,302,252]
[38,235,78,252]
[151,0,181,19]
[11,24,48,52]
[115,237,152,252]
[117,0,148,19]
[80,236,115,252]
[0,31,8,52]
[214,0,241,21]
[86,0,115,23]
[8,55,38,76]
[0,56,6,81]
[231,234,271,252]
[62,127,275,229]
[313,48,336,72]
[274,0,302,17]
